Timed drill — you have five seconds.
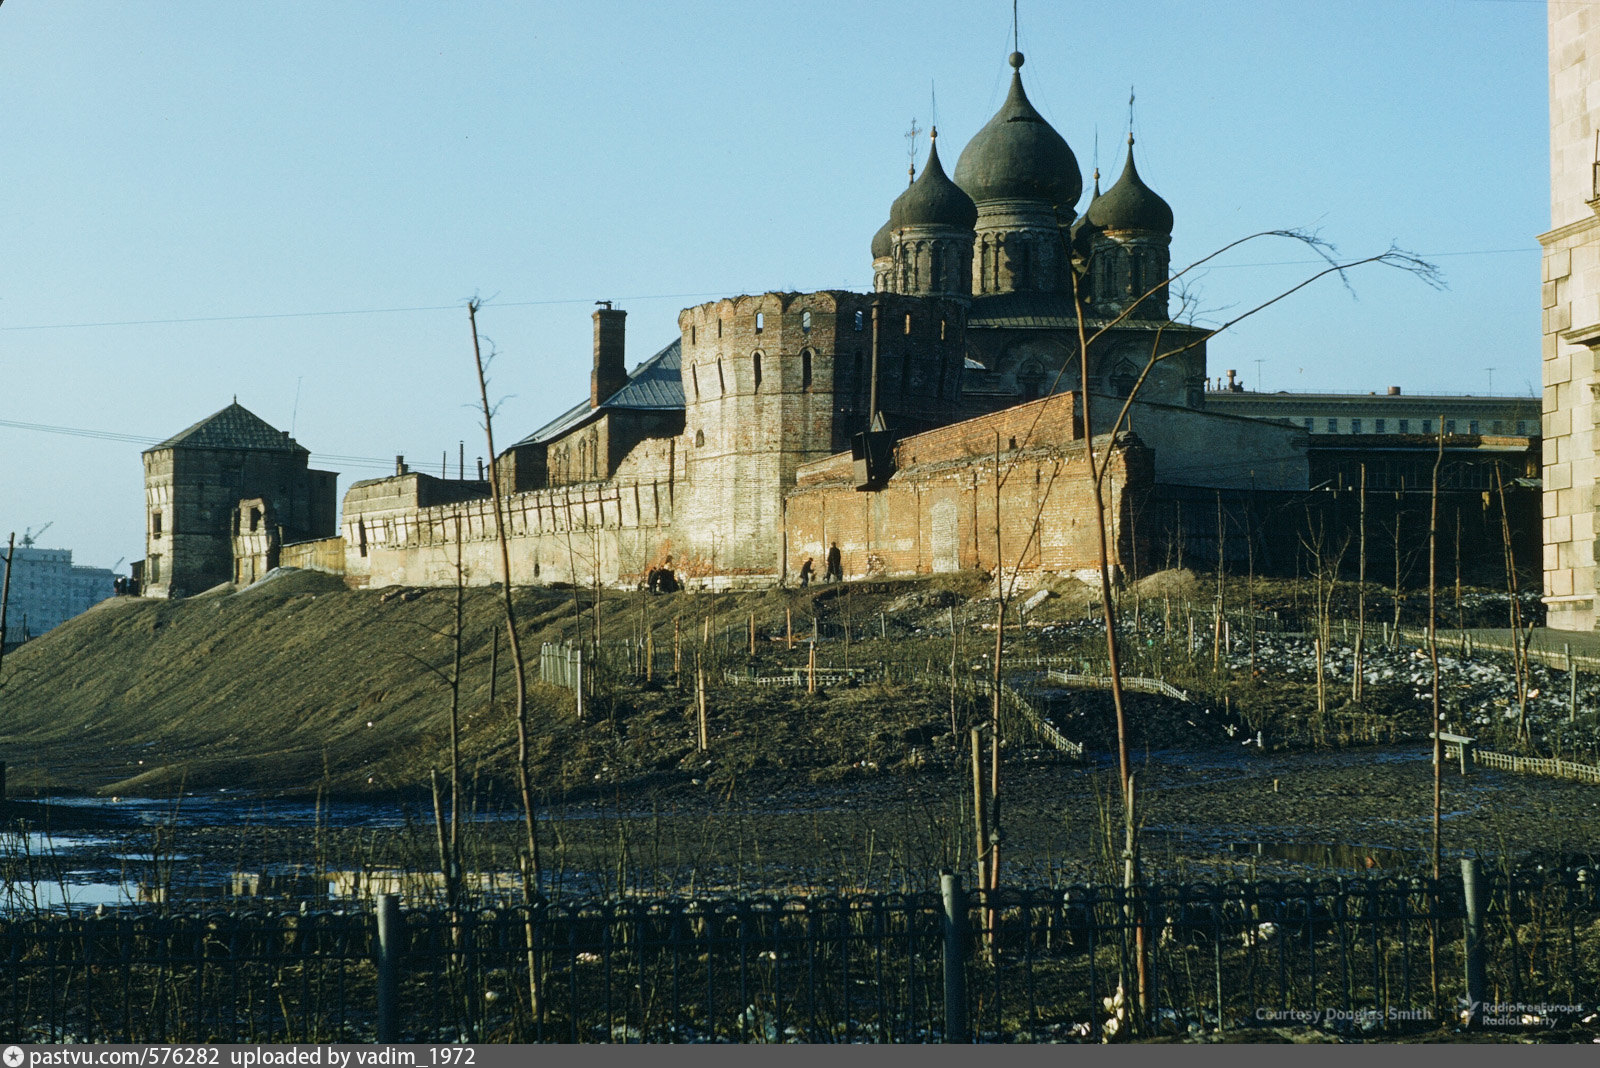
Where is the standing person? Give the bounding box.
[798,558,814,587]
[826,542,842,583]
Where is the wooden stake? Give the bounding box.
[645,633,654,684]
[807,641,817,694]
[749,612,756,656]
[673,616,682,678]
[786,607,793,650]
[696,656,708,751]
[970,727,988,908]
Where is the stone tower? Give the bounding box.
[675,291,965,582]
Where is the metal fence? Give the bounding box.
[4,862,1598,1043]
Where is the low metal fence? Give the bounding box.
[4,862,1597,1042]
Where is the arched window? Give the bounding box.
[854,310,864,331]
[695,428,705,448]
[755,312,764,334]
[752,352,762,391]
[801,310,812,333]
[801,349,813,390]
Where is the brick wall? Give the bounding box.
[786,393,1151,583]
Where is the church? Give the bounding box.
[142,49,1540,595]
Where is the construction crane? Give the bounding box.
[19,522,52,548]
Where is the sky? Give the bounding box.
[0,0,1550,572]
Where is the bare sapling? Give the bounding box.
[1354,464,1366,703]
[1493,466,1529,740]
[466,301,542,896]
[1430,420,1444,879]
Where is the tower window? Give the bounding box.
[692,365,700,399]
[690,325,696,344]
[717,358,726,395]
[802,349,813,390]
[801,311,812,333]
[152,511,163,536]
[755,312,764,334]
[854,310,864,331]
[717,319,723,338]
[695,429,705,447]
[753,352,762,390]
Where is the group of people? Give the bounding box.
[797,542,843,587]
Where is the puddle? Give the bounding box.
[1226,841,1418,871]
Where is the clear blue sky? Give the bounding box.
[0,0,1548,572]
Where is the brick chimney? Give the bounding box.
[592,302,627,408]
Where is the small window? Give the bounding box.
[1469,420,1479,435]
[690,325,696,344]
[1517,420,1529,434]
[1008,436,1017,450]
[717,319,723,338]
[1491,420,1503,434]
[1325,418,1337,433]
[1445,419,1456,434]
[692,365,700,399]
[1399,419,1410,433]
[1375,419,1386,433]
[755,312,764,334]
[695,429,705,447]
[1422,419,1433,434]
[854,310,865,331]
[801,311,812,333]
[802,349,813,389]
[1302,418,1313,430]
[152,511,163,536]
[753,352,762,390]
[1351,418,1362,434]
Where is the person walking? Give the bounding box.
[825,542,842,583]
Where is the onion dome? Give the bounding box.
[897,132,977,229]
[1086,137,1172,234]
[871,216,894,260]
[1069,167,1103,257]
[953,52,1082,210]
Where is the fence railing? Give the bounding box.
[1045,669,1192,704]
[2,862,1593,1043]
[1469,748,1600,784]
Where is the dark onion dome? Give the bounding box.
[953,52,1083,210]
[1086,138,1173,234]
[872,169,917,259]
[871,216,894,260]
[1069,168,1103,257]
[897,133,977,229]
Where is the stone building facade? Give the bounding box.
[1541,3,1600,630]
[141,403,337,598]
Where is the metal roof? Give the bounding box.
[146,402,305,454]
[515,338,683,447]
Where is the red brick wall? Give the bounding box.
[786,394,1149,582]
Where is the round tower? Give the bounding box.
[1084,135,1173,319]
[953,52,1083,296]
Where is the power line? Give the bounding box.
[0,247,1540,333]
